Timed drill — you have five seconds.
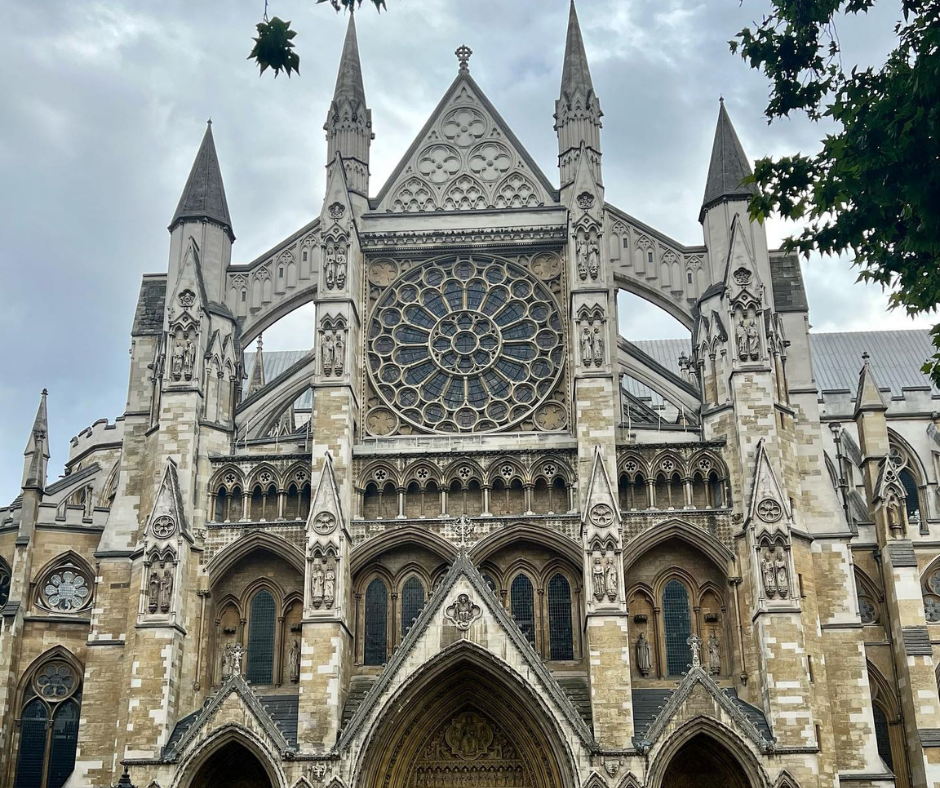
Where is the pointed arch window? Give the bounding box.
[663,580,692,676]
[899,468,920,518]
[364,578,388,665]
[246,590,276,684]
[547,574,573,661]
[511,574,536,646]
[401,577,425,636]
[872,703,894,772]
[14,659,82,788]
[0,561,10,607]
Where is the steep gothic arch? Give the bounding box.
[352,642,578,788]
[206,532,305,584]
[173,724,286,788]
[622,520,734,574]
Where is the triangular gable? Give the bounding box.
[172,236,209,312]
[161,673,292,762]
[582,446,621,533]
[336,550,594,752]
[873,457,905,504]
[375,72,555,213]
[634,653,774,755]
[145,459,191,541]
[322,153,357,234]
[745,440,791,532]
[307,451,345,531]
[723,216,763,307]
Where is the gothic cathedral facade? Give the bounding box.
[2,5,939,788]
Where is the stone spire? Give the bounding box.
[22,389,49,491]
[169,121,234,241]
[854,352,889,416]
[247,335,266,396]
[325,12,373,197]
[699,99,757,222]
[555,0,602,188]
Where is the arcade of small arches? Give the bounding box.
[210,464,312,524]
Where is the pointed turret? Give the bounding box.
[699,99,757,222]
[247,335,266,396]
[555,0,602,188]
[22,389,49,491]
[169,121,234,241]
[325,12,372,198]
[854,352,889,417]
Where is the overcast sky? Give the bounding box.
[0,0,922,499]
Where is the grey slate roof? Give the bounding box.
[631,688,771,741]
[560,0,593,97]
[700,101,757,220]
[131,276,167,336]
[243,351,313,409]
[170,123,233,239]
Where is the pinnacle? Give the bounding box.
[170,122,234,239]
[560,0,593,99]
[700,100,757,220]
[333,10,366,108]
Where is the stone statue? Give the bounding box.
[576,236,588,280]
[171,339,184,381]
[454,593,474,627]
[736,318,749,361]
[635,632,652,676]
[581,326,594,368]
[746,319,760,360]
[886,494,903,536]
[321,333,335,377]
[588,239,600,280]
[687,633,703,668]
[707,631,721,675]
[593,326,604,366]
[333,331,346,376]
[288,639,300,683]
[335,244,348,290]
[774,549,790,599]
[325,244,336,289]
[591,555,605,601]
[182,339,195,381]
[604,556,619,602]
[228,643,244,675]
[312,561,325,607]
[324,564,336,609]
[159,568,173,613]
[148,571,160,613]
[761,552,777,598]
[221,646,231,680]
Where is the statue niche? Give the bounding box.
[169,324,198,382]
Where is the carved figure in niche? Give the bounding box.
[581,326,594,368]
[171,338,185,381]
[592,555,605,601]
[324,562,336,609]
[707,630,721,675]
[159,567,173,613]
[334,244,348,290]
[747,319,760,359]
[761,551,777,598]
[148,571,160,613]
[325,244,336,290]
[593,326,604,366]
[588,238,600,280]
[774,549,790,599]
[312,561,325,607]
[333,330,346,375]
[886,494,903,537]
[226,643,244,675]
[604,556,619,601]
[288,639,300,683]
[576,236,589,280]
[635,632,652,676]
[321,333,335,377]
[445,593,481,631]
[736,317,750,361]
[182,339,195,381]
[221,646,231,680]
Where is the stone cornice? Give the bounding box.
[360,224,567,252]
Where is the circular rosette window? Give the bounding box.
[367,255,565,434]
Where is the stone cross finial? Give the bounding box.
[687,634,703,668]
[455,45,473,72]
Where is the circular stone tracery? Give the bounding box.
[368,255,564,434]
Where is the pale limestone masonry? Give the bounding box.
[2,4,938,788]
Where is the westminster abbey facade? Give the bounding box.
[3,4,940,787]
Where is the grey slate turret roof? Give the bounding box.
[560,0,594,99]
[332,12,366,108]
[169,122,234,240]
[699,100,757,221]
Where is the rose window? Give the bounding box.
[34,663,77,700]
[41,568,90,612]
[367,256,565,434]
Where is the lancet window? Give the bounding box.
[401,576,426,635]
[510,573,536,646]
[662,579,693,676]
[364,578,388,666]
[246,589,277,684]
[547,574,573,660]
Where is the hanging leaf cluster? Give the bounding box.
[316,0,387,9]
[248,16,300,77]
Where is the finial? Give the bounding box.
[719,95,724,105]
[687,633,703,669]
[455,44,472,72]
[862,351,870,362]
[256,333,263,351]
[207,117,212,126]
[41,388,48,396]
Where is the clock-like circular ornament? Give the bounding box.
[367,255,565,434]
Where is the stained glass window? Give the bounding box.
[39,566,90,613]
[663,580,693,675]
[511,574,536,646]
[858,593,877,625]
[0,564,10,607]
[246,590,276,684]
[547,574,573,661]
[401,577,425,636]
[899,468,920,518]
[364,579,388,666]
[15,699,47,788]
[872,703,894,772]
[47,699,80,788]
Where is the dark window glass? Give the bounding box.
[15,698,48,788]
[511,574,536,646]
[663,580,692,676]
[548,574,574,660]
[899,468,920,517]
[401,577,425,636]
[0,566,10,607]
[872,703,894,772]
[246,590,276,684]
[47,699,80,788]
[214,489,227,521]
[364,579,388,666]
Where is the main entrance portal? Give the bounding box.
[660,734,752,788]
[186,740,274,788]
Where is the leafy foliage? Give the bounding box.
[250,1,388,77]
[731,1,940,381]
[248,17,300,77]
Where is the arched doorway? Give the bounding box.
[356,647,574,788]
[660,734,752,788]
[187,741,273,788]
